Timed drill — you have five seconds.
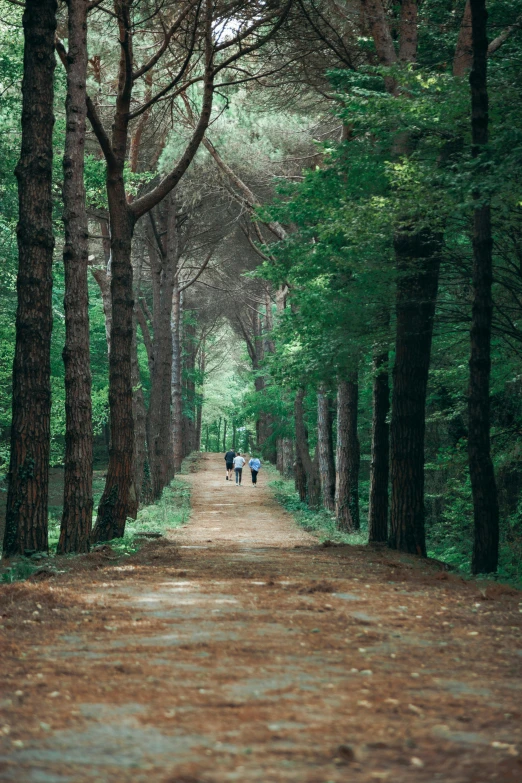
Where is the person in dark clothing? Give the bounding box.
[224,449,236,481]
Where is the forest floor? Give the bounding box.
[1,453,521,783]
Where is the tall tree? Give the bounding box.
[468,0,499,574]
[335,375,360,531]
[294,388,320,508]
[317,385,335,512]
[57,0,93,554]
[368,350,390,542]
[389,230,441,554]
[3,0,57,556]
[83,0,290,541]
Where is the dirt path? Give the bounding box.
[1,453,521,783]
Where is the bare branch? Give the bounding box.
[132,2,199,81]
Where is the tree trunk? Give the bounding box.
[4,0,57,557]
[223,420,227,451]
[294,443,307,503]
[182,318,197,455]
[368,351,390,543]
[91,182,136,542]
[294,388,320,509]
[317,386,336,512]
[454,1,473,76]
[58,0,92,554]
[282,438,294,479]
[335,377,360,531]
[147,197,177,495]
[468,0,499,574]
[195,339,205,450]
[389,229,441,555]
[130,307,146,515]
[277,439,284,473]
[171,284,183,471]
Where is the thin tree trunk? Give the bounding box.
[171,283,183,471]
[389,229,441,555]
[294,388,320,508]
[130,306,146,516]
[216,418,222,455]
[58,0,93,554]
[335,377,360,531]
[276,439,284,473]
[223,420,227,452]
[317,386,336,512]
[282,439,294,479]
[468,0,499,574]
[368,352,390,542]
[4,0,57,556]
[195,338,205,449]
[182,318,197,455]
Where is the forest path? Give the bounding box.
[1,454,522,783]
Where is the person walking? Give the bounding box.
[224,448,236,481]
[233,452,246,485]
[249,456,261,486]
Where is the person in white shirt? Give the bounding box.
[233,452,246,485]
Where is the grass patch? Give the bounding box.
[106,476,191,557]
[265,465,367,545]
[1,559,40,584]
[2,473,192,582]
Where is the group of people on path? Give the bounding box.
[224,449,262,486]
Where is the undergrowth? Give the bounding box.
[266,466,367,546]
[267,467,521,588]
[1,457,194,583]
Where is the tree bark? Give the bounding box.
[195,339,205,450]
[294,388,320,509]
[171,284,183,471]
[91,185,136,542]
[130,305,146,515]
[317,386,336,512]
[282,438,294,479]
[368,352,390,542]
[147,197,177,495]
[389,229,441,555]
[335,377,360,531]
[58,0,93,554]
[182,318,197,455]
[468,0,499,574]
[453,1,473,77]
[398,0,418,63]
[4,0,57,557]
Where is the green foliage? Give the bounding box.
[267,467,367,546]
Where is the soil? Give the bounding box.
[0,452,521,783]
